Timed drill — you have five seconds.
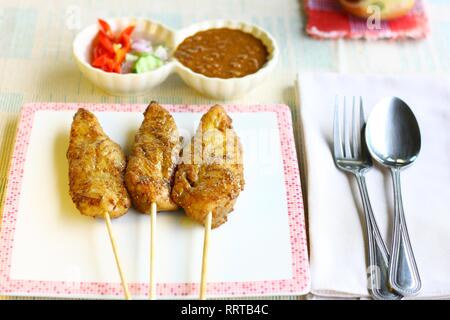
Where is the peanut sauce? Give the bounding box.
[174,28,269,79]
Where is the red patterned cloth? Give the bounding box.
[304,0,429,40]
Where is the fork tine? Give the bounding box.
[359,96,365,129]
[359,96,368,157]
[333,96,343,159]
[351,96,359,159]
[343,97,352,158]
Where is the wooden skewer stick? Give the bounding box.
[149,202,157,300]
[200,211,212,300]
[104,211,132,300]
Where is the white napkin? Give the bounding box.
[296,73,450,299]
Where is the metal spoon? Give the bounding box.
[365,96,422,297]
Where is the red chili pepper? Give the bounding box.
[112,62,121,73]
[117,26,134,51]
[91,19,135,73]
[92,55,110,70]
[98,19,114,39]
[98,32,114,54]
[119,35,131,52]
[118,25,135,40]
[114,47,127,65]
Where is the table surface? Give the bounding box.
[1,0,450,300]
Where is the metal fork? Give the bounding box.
[333,96,401,300]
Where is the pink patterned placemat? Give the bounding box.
[0,103,310,299]
[304,0,429,40]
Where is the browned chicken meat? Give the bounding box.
[171,105,244,229]
[67,108,131,218]
[125,101,182,213]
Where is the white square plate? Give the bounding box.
[0,103,309,299]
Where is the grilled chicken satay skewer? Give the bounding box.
[125,102,182,299]
[67,108,132,300]
[171,105,245,300]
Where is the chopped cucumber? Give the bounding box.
[133,54,163,73]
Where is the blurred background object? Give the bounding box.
[338,0,416,20]
[339,0,415,20]
[305,0,427,39]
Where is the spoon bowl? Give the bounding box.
[366,96,421,168]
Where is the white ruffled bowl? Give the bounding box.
[73,17,176,96]
[73,18,278,99]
